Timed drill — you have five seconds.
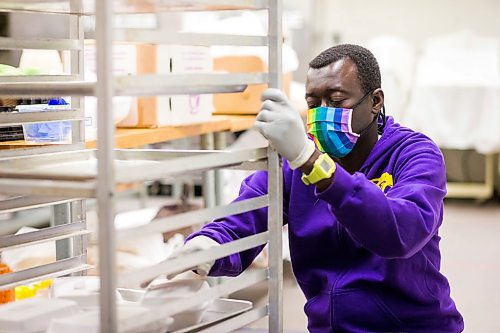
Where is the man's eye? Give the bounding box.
[328,100,345,107]
[307,101,319,109]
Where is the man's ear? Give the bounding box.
[371,88,384,115]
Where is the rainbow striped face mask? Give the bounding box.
[307,91,376,158]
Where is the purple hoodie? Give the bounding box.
[187,117,464,332]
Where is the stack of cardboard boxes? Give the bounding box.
[84,41,292,129]
[120,44,213,127]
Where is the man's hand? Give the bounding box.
[166,236,220,279]
[255,88,315,169]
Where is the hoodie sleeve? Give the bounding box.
[316,145,446,259]
[185,165,290,277]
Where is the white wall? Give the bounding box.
[308,0,500,54]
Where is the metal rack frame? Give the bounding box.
[0,1,284,332]
[0,0,89,286]
[0,0,271,15]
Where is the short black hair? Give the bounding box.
[309,44,381,94]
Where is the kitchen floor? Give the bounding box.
[233,199,500,333]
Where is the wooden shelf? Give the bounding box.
[0,140,51,149]
[214,115,257,133]
[213,107,307,133]
[86,117,232,149]
[0,113,308,151]
[0,115,258,151]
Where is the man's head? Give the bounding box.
[305,44,385,169]
[309,44,381,96]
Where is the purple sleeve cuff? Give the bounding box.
[314,163,358,208]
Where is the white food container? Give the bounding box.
[141,279,213,331]
[51,276,124,310]
[0,298,79,333]
[46,305,171,333]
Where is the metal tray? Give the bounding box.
[172,298,253,333]
[0,148,267,182]
[116,290,253,333]
[0,149,159,181]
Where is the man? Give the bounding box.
[181,44,464,332]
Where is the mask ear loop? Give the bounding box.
[355,90,381,137]
[377,105,386,135]
[350,90,372,110]
[358,110,379,136]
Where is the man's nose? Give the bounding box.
[321,100,329,107]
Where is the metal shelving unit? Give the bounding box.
[0,0,89,295]
[0,0,284,332]
[0,73,267,97]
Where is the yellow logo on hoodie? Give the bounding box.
[371,172,394,193]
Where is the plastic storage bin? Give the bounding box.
[17,98,72,144]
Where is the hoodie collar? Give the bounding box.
[359,116,399,173]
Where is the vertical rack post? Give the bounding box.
[201,133,216,208]
[51,0,85,265]
[70,0,85,148]
[214,131,227,205]
[267,0,284,332]
[69,0,86,276]
[52,203,72,260]
[70,199,87,262]
[95,0,117,331]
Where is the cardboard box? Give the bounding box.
[83,40,138,138]
[84,40,137,78]
[118,44,213,128]
[165,45,213,126]
[213,55,292,115]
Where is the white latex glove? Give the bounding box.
[166,236,220,279]
[254,88,315,169]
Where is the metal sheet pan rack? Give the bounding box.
[0,0,89,304]
[0,1,284,332]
